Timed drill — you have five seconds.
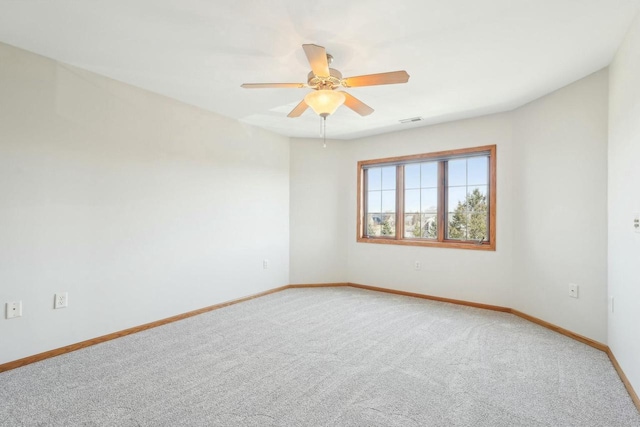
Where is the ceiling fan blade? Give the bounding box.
[302,44,330,77]
[241,83,306,89]
[342,92,374,116]
[287,99,309,118]
[342,70,410,87]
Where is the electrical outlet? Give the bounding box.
[6,301,22,319]
[54,292,68,309]
[414,261,421,271]
[263,259,269,270]
[568,283,578,299]
[634,213,640,233]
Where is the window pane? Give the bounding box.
[405,213,437,239]
[367,191,381,213]
[467,186,487,210]
[422,214,437,239]
[446,182,468,240]
[405,189,420,213]
[468,210,488,241]
[367,167,382,191]
[448,186,467,210]
[467,185,488,241]
[381,166,396,190]
[405,164,420,189]
[447,160,488,242]
[404,213,421,238]
[381,190,396,212]
[421,188,437,213]
[467,156,488,185]
[447,210,468,240]
[448,159,466,186]
[367,214,382,237]
[380,214,395,236]
[421,162,438,188]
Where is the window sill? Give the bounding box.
[356,237,496,251]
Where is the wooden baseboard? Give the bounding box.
[343,282,637,411]
[510,309,607,352]
[0,285,290,374]
[607,348,640,412]
[1,281,638,414]
[345,282,609,351]
[288,282,349,288]
[347,282,511,313]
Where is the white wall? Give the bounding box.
[0,37,620,367]
[291,115,515,307]
[0,43,290,365]
[290,139,349,284]
[290,70,609,343]
[345,115,515,307]
[512,70,609,343]
[608,12,640,396]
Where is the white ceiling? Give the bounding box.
[1,0,639,139]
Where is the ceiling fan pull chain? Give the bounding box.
[323,116,327,149]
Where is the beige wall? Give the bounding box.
[344,114,515,307]
[608,11,640,396]
[290,139,349,284]
[0,43,291,364]
[291,70,609,343]
[512,69,609,342]
[0,38,620,367]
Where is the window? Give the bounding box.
[357,145,496,250]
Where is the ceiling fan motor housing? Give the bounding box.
[241,44,409,117]
[307,68,343,90]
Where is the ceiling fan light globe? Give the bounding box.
[304,90,346,117]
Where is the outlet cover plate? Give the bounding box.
[569,283,579,299]
[54,292,68,309]
[6,301,22,319]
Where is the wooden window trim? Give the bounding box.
[356,145,496,251]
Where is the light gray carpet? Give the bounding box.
[1,287,638,426]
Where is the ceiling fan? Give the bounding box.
[241,44,410,118]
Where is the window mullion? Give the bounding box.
[362,169,368,237]
[396,165,404,239]
[437,161,446,242]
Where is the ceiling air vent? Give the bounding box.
[399,116,424,124]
